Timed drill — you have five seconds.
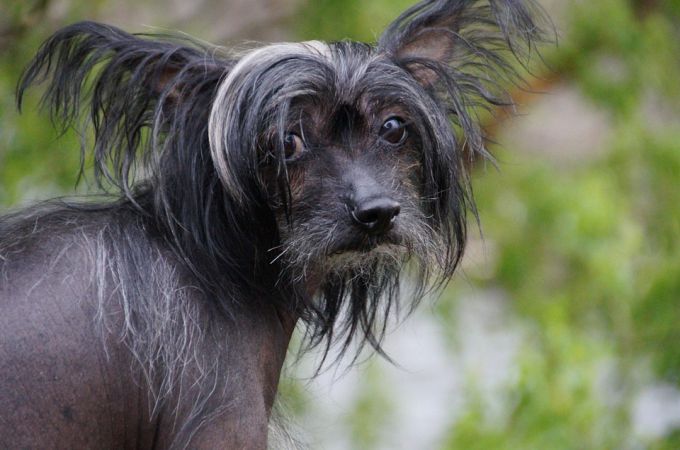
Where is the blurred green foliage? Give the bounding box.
[1,0,680,449]
[296,0,414,43]
[0,0,101,205]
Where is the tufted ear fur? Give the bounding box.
[17,21,233,197]
[379,0,548,87]
[379,0,462,80]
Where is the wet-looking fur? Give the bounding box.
[1,1,548,448]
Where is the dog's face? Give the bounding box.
[224,42,451,285]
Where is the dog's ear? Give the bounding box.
[17,21,231,196]
[378,0,549,162]
[378,0,461,84]
[378,0,548,87]
[17,21,227,114]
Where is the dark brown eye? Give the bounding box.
[283,133,304,160]
[380,117,407,145]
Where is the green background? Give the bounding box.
[2,0,680,448]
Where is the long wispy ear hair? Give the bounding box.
[379,0,550,141]
[14,22,274,309]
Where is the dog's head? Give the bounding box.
[18,0,548,358]
[207,0,547,356]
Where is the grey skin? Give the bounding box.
[0,209,294,449]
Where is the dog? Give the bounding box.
[0,0,547,448]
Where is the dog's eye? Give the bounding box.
[283,133,304,160]
[380,117,407,145]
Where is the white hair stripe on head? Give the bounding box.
[208,41,331,202]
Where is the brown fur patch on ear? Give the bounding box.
[398,35,454,87]
[397,27,456,63]
[394,7,461,87]
[397,35,454,88]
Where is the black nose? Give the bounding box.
[351,197,401,234]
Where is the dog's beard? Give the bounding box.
[270,199,446,362]
[272,201,442,290]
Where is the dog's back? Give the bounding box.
[0,204,156,447]
[0,203,286,448]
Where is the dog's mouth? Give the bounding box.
[327,231,402,256]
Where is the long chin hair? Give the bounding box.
[16,1,549,369]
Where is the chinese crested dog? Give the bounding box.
[0,0,547,448]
